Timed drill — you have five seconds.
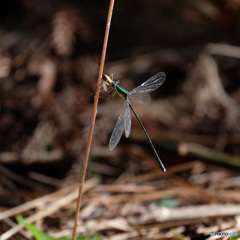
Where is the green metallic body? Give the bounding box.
[115,85,128,99]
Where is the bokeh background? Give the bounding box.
[1,0,240,239]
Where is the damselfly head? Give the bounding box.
[115,79,120,85]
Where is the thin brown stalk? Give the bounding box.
[72,1,115,239]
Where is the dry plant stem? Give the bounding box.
[72,1,115,240]
[178,142,240,168]
[1,178,97,240]
[0,184,77,221]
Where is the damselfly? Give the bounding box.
[102,72,166,172]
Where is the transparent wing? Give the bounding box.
[129,92,151,105]
[124,100,131,137]
[109,100,131,150]
[129,72,166,96]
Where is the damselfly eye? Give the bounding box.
[111,79,120,89]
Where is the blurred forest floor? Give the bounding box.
[1,0,240,239]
